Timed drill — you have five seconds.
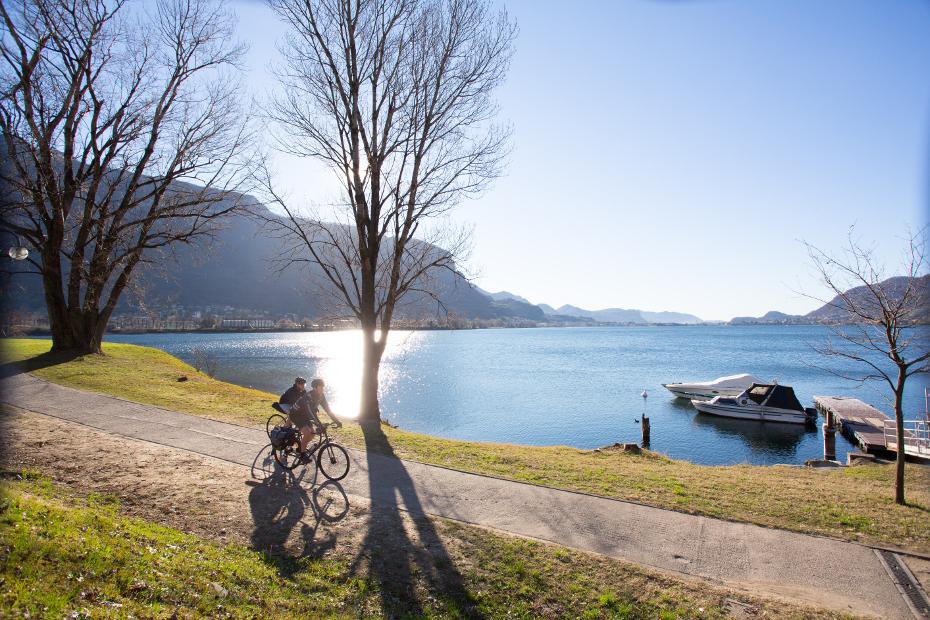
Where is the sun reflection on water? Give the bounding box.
[290,329,425,419]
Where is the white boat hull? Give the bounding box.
[691,399,811,424]
[663,385,745,401]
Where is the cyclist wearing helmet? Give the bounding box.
[281,377,342,453]
[278,376,307,413]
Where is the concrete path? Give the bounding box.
[0,372,921,619]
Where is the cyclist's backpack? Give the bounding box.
[269,426,296,449]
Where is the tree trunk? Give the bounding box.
[42,269,104,355]
[893,370,906,505]
[359,323,384,424]
[54,309,104,355]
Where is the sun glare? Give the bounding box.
[297,329,424,419]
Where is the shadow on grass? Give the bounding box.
[0,349,82,379]
[350,420,484,619]
[247,455,349,579]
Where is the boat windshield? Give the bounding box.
[746,384,771,405]
[763,385,805,412]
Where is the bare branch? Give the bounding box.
[801,225,929,504]
[1,0,256,352]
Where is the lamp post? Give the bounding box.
[4,233,29,261]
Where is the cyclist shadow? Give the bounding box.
[247,444,349,575]
[351,422,484,619]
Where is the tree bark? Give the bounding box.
[359,323,385,423]
[894,369,906,505]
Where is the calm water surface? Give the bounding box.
[106,326,930,466]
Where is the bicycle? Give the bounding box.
[268,417,350,481]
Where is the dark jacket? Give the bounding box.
[279,385,305,406]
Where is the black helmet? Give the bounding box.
[295,376,306,385]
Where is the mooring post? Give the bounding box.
[641,414,650,448]
[823,408,836,461]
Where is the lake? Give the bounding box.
[106,325,930,466]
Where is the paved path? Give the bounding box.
[0,373,921,619]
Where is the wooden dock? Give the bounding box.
[813,396,889,453]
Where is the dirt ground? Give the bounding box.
[0,405,915,619]
[1,405,388,570]
[1,405,492,618]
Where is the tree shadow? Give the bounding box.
[0,349,81,379]
[350,421,484,619]
[0,348,83,469]
[247,458,349,578]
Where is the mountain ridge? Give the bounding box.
[728,275,930,324]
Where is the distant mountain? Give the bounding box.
[555,305,646,323]
[0,199,544,323]
[543,304,703,325]
[804,275,930,324]
[478,289,534,305]
[730,310,807,325]
[729,275,930,325]
[486,297,546,321]
[538,303,556,315]
[639,310,704,325]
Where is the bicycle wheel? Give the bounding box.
[273,441,303,471]
[316,442,350,481]
[266,413,287,437]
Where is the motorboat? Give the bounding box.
[691,383,817,425]
[662,373,762,402]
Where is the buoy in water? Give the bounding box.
[641,390,648,398]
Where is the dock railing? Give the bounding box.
[883,420,930,457]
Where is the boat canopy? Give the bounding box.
[684,373,762,389]
[745,383,805,412]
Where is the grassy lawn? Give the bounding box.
[0,475,846,619]
[3,337,929,554]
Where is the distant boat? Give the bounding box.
[662,373,761,402]
[691,383,817,425]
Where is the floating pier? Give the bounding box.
[814,396,930,459]
[814,396,890,453]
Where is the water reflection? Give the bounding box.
[309,330,425,418]
[690,411,816,458]
[666,397,699,413]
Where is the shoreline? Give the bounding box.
[9,320,921,339]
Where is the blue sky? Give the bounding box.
[232,0,930,321]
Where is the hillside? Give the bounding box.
[0,198,541,323]
[804,274,930,323]
[730,311,808,325]
[541,304,703,325]
[729,275,930,325]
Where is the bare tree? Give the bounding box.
[805,228,929,505]
[264,0,516,422]
[0,0,257,354]
[191,346,219,378]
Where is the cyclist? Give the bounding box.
[278,376,307,413]
[281,377,342,454]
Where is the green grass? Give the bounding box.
[3,337,930,554]
[0,476,849,619]
[0,477,365,618]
